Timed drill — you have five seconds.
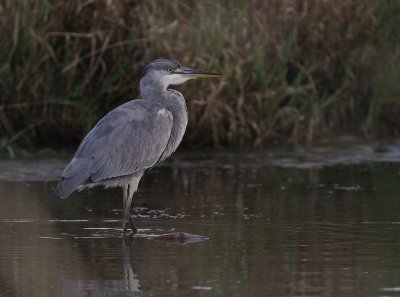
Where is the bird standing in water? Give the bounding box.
[55,59,220,235]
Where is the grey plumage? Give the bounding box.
[55,100,174,197]
[55,58,219,235]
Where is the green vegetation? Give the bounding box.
[0,0,399,154]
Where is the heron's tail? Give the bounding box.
[55,158,92,198]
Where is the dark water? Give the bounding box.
[1,144,400,297]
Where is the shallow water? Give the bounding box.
[1,143,400,297]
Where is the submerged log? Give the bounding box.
[149,232,208,244]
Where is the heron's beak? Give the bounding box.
[175,67,221,78]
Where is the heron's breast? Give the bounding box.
[157,108,172,120]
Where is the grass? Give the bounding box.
[0,0,399,155]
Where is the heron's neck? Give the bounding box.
[140,78,168,101]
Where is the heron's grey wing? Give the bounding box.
[55,100,173,198]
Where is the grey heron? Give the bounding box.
[55,59,220,235]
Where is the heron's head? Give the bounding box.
[140,59,220,89]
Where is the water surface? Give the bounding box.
[1,142,400,297]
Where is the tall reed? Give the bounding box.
[0,0,399,153]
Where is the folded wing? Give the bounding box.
[55,100,173,198]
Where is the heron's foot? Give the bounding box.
[122,217,138,236]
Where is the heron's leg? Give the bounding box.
[122,184,130,235]
[122,177,141,236]
[124,183,137,235]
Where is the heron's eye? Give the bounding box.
[167,68,172,72]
